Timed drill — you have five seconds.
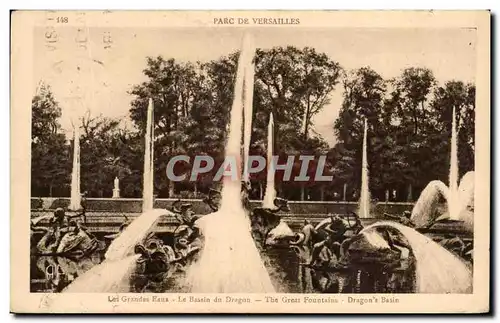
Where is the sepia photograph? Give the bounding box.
[10,10,490,313]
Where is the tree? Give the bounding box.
[31,83,71,196]
[254,46,342,145]
[252,47,342,199]
[169,56,239,195]
[128,48,342,199]
[129,57,202,197]
[125,49,476,202]
[332,67,390,199]
[79,114,141,197]
[392,67,437,136]
[429,81,475,179]
[388,68,437,199]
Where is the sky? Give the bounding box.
[33,27,476,145]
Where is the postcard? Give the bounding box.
[10,10,490,313]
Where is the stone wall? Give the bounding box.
[31,197,413,217]
[30,198,472,238]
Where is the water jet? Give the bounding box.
[185,34,275,293]
[411,108,474,230]
[69,124,81,211]
[143,98,155,212]
[350,222,473,293]
[358,118,370,219]
[263,113,276,209]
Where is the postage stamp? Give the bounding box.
[10,10,490,313]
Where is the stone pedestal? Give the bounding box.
[112,177,120,198]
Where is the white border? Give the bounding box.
[4,1,498,321]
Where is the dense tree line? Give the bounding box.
[31,46,475,201]
[332,67,475,201]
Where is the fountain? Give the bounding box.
[42,208,174,313]
[411,107,474,230]
[69,124,81,211]
[262,113,276,209]
[185,34,275,293]
[258,111,296,245]
[358,118,370,218]
[360,222,472,293]
[448,106,460,221]
[142,98,154,212]
[242,43,255,183]
[45,97,171,306]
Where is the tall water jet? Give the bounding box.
[69,124,81,210]
[358,118,370,218]
[362,222,472,293]
[448,106,460,221]
[262,113,276,209]
[186,34,275,293]
[218,37,248,210]
[142,98,154,212]
[242,46,255,183]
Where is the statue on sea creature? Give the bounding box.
[171,200,201,227]
[287,212,365,293]
[55,220,102,257]
[132,229,202,292]
[338,225,417,293]
[241,180,252,211]
[104,216,132,242]
[203,189,222,212]
[291,212,363,249]
[383,211,415,227]
[438,235,474,264]
[31,208,102,257]
[250,197,291,246]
